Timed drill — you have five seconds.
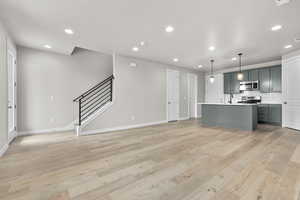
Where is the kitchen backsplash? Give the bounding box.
[224,91,282,104]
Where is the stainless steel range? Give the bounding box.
[238,96,262,104]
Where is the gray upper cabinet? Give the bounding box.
[223,65,281,94]
[249,69,259,81]
[270,66,282,93]
[231,72,240,94]
[240,71,249,82]
[224,73,232,94]
[224,72,241,94]
[259,68,270,93]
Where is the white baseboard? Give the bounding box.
[81,120,168,136]
[8,131,18,144]
[18,126,74,136]
[0,143,9,157]
[179,117,190,121]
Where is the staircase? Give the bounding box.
[73,75,114,135]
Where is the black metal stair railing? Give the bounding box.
[73,75,114,125]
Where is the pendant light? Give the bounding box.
[237,53,244,81]
[209,59,215,83]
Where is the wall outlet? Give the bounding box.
[131,116,135,121]
[50,96,54,101]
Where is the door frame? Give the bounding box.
[7,50,17,143]
[282,55,300,130]
[166,69,180,122]
[188,73,198,118]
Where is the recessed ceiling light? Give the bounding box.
[129,62,137,67]
[64,28,74,35]
[173,58,179,62]
[197,65,203,68]
[140,41,145,46]
[271,25,282,31]
[232,57,237,61]
[132,46,139,52]
[275,0,291,6]
[209,46,215,51]
[284,44,293,49]
[165,25,174,33]
[44,45,52,49]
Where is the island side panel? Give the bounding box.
[201,104,257,131]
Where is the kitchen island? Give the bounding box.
[201,103,258,131]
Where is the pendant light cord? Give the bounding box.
[210,60,214,75]
[238,53,243,73]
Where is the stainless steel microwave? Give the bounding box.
[240,81,259,91]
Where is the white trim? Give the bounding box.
[8,131,17,144]
[7,50,17,142]
[166,69,169,121]
[166,69,180,122]
[18,126,73,136]
[188,73,198,118]
[282,55,300,64]
[179,117,190,121]
[81,120,168,136]
[0,143,9,157]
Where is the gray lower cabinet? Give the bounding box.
[257,104,282,125]
[269,104,282,124]
[258,105,269,123]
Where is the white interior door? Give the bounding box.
[7,51,16,138]
[188,74,198,118]
[167,69,179,122]
[282,56,300,130]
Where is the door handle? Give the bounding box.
[8,106,12,109]
[284,102,287,105]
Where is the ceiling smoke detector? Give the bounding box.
[275,0,291,6]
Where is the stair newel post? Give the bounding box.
[79,99,82,126]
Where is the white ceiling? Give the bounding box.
[0,0,299,71]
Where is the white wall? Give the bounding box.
[205,73,224,103]
[17,47,113,133]
[0,21,16,156]
[17,48,205,134]
[83,55,205,133]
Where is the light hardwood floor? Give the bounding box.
[1,120,300,200]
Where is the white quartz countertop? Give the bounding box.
[198,103,256,106]
[198,102,282,106]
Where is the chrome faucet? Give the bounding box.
[228,93,234,104]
